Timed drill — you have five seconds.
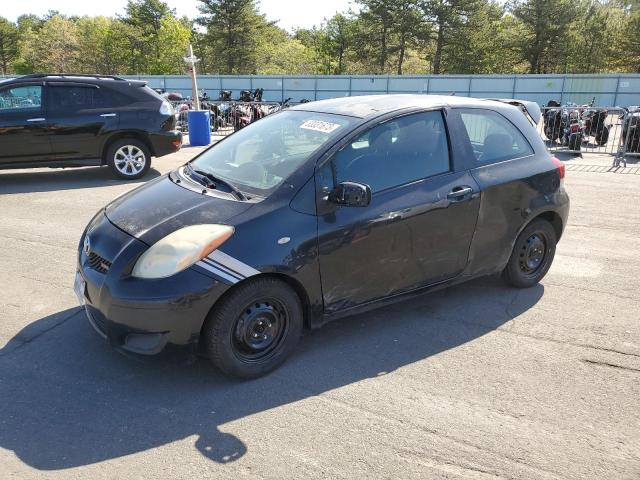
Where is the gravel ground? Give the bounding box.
[0,144,638,479]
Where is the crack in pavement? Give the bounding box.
[0,307,82,359]
[395,448,510,479]
[566,220,640,231]
[4,272,74,291]
[543,281,640,303]
[581,358,640,373]
[0,233,77,252]
[423,313,640,359]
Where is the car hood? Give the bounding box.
[105,174,252,245]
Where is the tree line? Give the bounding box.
[0,0,639,77]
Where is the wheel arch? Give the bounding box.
[101,131,155,164]
[531,210,564,242]
[199,272,314,344]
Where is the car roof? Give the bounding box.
[4,74,148,89]
[13,74,127,82]
[291,94,516,119]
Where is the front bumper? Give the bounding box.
[76,212,229,355]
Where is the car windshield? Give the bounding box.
[190,110,355,196]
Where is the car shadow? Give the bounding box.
[0,166,161,195]
[0,276,543,470]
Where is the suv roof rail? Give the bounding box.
[18,73,127,81]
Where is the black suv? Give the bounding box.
[0,74,182,179]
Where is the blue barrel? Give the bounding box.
[187,110,211,146]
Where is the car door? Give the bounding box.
[316,109,481,313]
[0,83,52,165]
[455,107,539,276]
[45,82,119,161]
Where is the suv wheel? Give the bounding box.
[202,277,303,379]
[503,219,557,288]
[106,139,151,180]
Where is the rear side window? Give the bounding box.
[458,108,533,164]
[330,110,450,193]
[101,87,134,107]
[48,86,102,112]
[46,85,131,111]
[0,85,42,112]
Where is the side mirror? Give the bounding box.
[328,181,371,207]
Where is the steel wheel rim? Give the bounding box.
[231,298,289,363]
[518,232,547,276]
[114,145,146,176]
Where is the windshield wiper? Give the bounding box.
[185,163,247,201]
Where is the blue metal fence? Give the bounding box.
[129,74,640,107]
[2,73,640,106]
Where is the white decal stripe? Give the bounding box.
[201,258,244,281]
[195,261,240,284]
[208,250,260,278]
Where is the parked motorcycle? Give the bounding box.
[543,100,562,143]
[621,106,640,154]
[238,88,264,103]
[543,100,583,153]
[581,98,610,146]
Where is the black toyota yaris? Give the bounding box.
[75,94,569,378]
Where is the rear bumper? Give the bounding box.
[555,186,570,240]
[149,130,182,157]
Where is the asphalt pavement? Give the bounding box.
[0,145,638,479]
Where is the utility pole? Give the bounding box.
[184,44,201,111]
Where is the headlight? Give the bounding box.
[132,224,234,279]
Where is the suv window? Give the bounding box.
[47,85,109,112]
[0,85,42,113]
[458,108,534,164]
[327,111,450,193]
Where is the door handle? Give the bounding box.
[100,113,117,117]
[27,118,46,122]
[447,186,473,200]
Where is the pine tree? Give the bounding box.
[197,0,272,74]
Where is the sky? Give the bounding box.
[4,0,355,31]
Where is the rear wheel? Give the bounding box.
[106,139,151,180]
[202,277,303,379]
[503,219,557,288]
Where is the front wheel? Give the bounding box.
[568,133,582,152]
[202,277,303,379]
[106,139,151,180]
[596,126,609,146]
[503,219,557,288]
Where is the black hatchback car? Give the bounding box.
[75,95,569,378]
[0,74,182,179]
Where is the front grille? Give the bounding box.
[88,252,112,274]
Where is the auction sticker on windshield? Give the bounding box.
[300,119,341,134]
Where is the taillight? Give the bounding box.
[551,155,565,180]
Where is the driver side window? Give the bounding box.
[328,110,450,193]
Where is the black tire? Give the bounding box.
[503,219,557,289]
[106,138,151,180]
[202,277,303,379]
[596,126,609,146]
[568,133,582,152]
